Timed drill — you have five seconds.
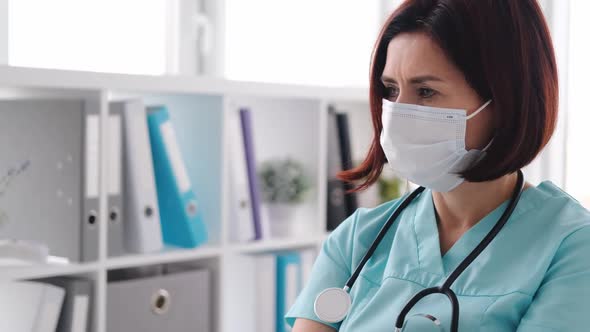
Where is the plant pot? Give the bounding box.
[264,203,298,238]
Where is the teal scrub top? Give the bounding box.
[285,181,590,331]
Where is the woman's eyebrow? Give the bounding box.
[381,75,444,84]
[381,75,397,84]
[410,75,444,84]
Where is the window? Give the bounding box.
[9,0,167,75]
[565,0,590,206]
[224,0,383,87]
[8,0,394,84]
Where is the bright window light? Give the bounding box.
[224,0,382,87]
[8,0,167,75]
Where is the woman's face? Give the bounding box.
[381,31,495,151]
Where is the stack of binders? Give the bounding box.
[0,98,208,264]
[110,100,164,254]
[111,100,209,253]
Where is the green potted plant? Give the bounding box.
[258,158,311,237]
[378,176,405,204]
[377,165,408,204]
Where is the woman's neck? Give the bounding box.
[431,172,530,231]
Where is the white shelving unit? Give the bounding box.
[0,65,371,332]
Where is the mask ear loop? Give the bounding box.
[469,99,495,153]
[466,100,492,120]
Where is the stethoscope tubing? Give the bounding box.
[342,170,524,332]
[344,185,426,290]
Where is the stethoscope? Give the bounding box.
[314,169,524,332]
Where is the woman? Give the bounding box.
[286,0,590,331]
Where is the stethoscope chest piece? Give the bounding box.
[314,287,351,323]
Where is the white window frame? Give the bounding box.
[523,0,570,187]
[165,0,223,77]
[0,0,7,64]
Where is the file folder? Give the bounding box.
[228,107,255,243]
[106,108,126,257]
[42,277,92,332]
[276,252,302,332]
[255,254,277,332]
[0,99,86,262]
[0,281,65,332]
[147,105,208,248]
[113,100,163,254]
[326,106,349,231]
[239,108,268,240]
[82,100,100,261]
[335,112,358,216]
[326,106,359,231]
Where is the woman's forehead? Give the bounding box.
[383,32,461,83]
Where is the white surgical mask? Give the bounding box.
[380,98,493,192]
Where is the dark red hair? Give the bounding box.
[339,0,558,192]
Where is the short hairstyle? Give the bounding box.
[339,0,558,191]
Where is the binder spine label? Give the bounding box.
[85,115,100,198]
[72,294,90,331]
[108,114,122,195]
[160,121,191,193]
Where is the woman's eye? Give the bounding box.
[384,86,399,99]
[418,87,437,98]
